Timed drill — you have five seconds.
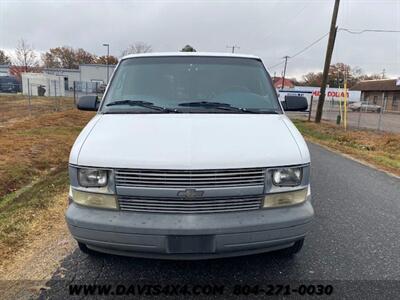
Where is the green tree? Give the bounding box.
[181,45,196,52]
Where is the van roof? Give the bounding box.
[121,52,261,61]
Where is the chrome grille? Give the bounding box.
[118,195,263,213]
[115,168,265,188]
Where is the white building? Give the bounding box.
[43,64,116,91]
[21,73,65,97]
[0,64,10,77]
[43,68,80,90]
[80,64,116,84]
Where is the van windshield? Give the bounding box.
[101,56,281,114]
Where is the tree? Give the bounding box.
[358,73,385,81]
[75,48,97,65]
[181,45,196,52]
[302,72,323,87]
[96,55,118,65]
[122,42,152,56]
[15,39,38,71]
[299,63,371,88]
[42,46,98,69]
[42,46,75,68]
[0,50,11,65]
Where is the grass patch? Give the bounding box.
[0,170,69,256]
[0,94,94,258]
[0,94,75,124]
[0,105,94,198]
[293,119,400,176]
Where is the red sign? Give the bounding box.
[312,90,349,98]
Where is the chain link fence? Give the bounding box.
[67,81,105,104]
[287,96,400,133]
[0,81,104,124]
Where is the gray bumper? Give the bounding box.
[66,200,314,259]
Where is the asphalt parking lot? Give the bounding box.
[41,143,400,299]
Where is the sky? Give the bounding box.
[0,0,399,79]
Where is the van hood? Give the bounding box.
[70,114,310,169]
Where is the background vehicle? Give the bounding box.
[0,76,21,93]
[96,83,107,94]
[349,102,381,113]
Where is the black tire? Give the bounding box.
[78,242,98,255]
[279,238,304,256]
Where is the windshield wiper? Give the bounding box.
[178,101,279,114]
[105,100,180,113]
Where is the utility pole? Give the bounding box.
[315,0,340,123]
[103,43,110,84]
[226,45,240,53]
[382,68,386,79]
[281,56,289,90]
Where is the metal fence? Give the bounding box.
[287,96,400,133]
[67,81,105,104]
[0,80,106,124]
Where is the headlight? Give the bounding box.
[78,168,108,187]
[71,189,117,209]
[271,167,302,186]
[263,188,307,208]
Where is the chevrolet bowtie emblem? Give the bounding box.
[177,188,204,199]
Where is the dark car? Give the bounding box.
[0,76,21,93]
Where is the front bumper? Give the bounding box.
[66,198,314,259]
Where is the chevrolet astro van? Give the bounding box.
[67,52,314,259]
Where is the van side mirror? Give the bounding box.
[77,96,99,111]
[282,96,308,111]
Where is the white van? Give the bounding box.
[67,52,314,259]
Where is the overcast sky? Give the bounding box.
[0,0,399,78]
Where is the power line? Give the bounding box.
[261,2,311,42]
[339,28,400,34]
[267,27,400,72]
[268,61,284,69]
[267,31,329,69]
[290,32,329,59]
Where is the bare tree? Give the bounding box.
[15,39,38,71]
[0,50,11,65]
[121,42,152,56]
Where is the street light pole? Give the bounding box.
[103,43,110,84]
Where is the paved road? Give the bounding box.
[41,143,400,299]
